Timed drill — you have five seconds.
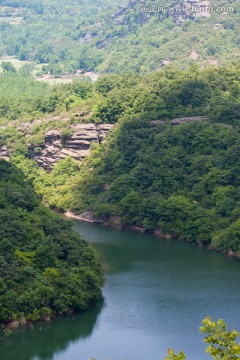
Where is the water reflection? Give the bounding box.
[0,299,104,360]
[1,221,240,360]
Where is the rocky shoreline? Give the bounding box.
[65,211,104,223]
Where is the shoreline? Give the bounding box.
[65,211,104,224]
[66,211,238,259]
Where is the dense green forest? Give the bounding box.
[0,159,103,326]
[0,66,94,122]
[1,61,240,123]
[1,1,240,356]
[73,118,240,255]
[0,0,124,72]
[0,0,239,73]
[1,63,240,257]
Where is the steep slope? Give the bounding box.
[0,65,240,257]
[0,0,239,73]
[72,117,240,257]
[0,0,125,71]
[0,159,103,327]
[79,0,240,72]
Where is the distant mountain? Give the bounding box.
[78,0,240,72]
[0,0,239,72]
[0,0,124,70]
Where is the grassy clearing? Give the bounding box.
[37,77,73,85]
[0,17,23,25]
[32,63,49,75]
[0,57,34,72]
[0,57,73,85]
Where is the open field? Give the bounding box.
[0,57,34,72]
[37,77,73,85]
[0,16,23,25]
[0,57,74,85]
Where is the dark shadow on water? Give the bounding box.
[0,299,104,360]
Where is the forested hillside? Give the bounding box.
[0,0,125,72]
[1,64,240,257]
[0,0,239,73]
[1,61,240,123]
[73,118,240,256]
[0,159,103,326]
[2,0,240,355]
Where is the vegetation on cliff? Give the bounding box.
[70,117,240,256]
[0,159,103,326]
[1,64,240,256]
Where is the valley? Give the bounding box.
[0,1,240,358]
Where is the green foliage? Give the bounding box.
[0,73,50,121]
[72,116,240,255]
[1,61,16,73]
[1,63,240,125]
[164,349,186,360]
[0,0,123,72]
[0,159,104,326]
[0,0,240,72]
[2,64,240,257]
[165,318,240,360]
[200,317,240,359]
[0,71,95,121]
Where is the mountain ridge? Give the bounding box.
[0,0,239,73]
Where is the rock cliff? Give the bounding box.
[0,121,113,172]
[31,124,113,171]
[0,116,209,171]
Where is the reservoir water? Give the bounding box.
[1,221,240,360]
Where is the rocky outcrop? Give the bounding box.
[154,229,176,239]
[0,145,10,161]
[169,0,211,25]
[228,248,236,257]
[0,122,114,172]
[150,120,166,125]
[78,32,94,45]
[0,115,208,171]
[170,116,208,125]
[151,117,208,126]
[32,124,113,171]
[112,0,149,26]
[65,211,104,223]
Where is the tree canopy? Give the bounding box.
[0,159,103,326]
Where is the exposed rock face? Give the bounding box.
[0,123,114,172]
[33,124,113,171]
[0,146,10,161]
[150,120,166,125]
[170,116,208,125]
[77,0,213,51]
[65,211,104,223]
[78,32,94,45]
[151,117,208,126]
[154,229,176,239]
[112,0,149,26]
[170,0,211,25]
[0,116,208,171]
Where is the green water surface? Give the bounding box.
[1,221,240,360]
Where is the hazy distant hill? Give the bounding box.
[0,0,239,72]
